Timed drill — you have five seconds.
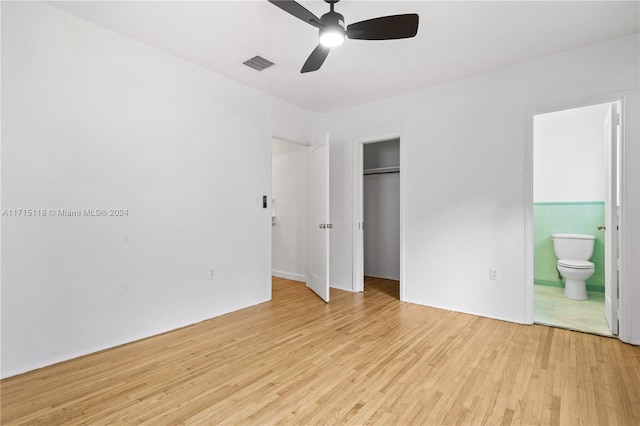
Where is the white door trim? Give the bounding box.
[352,133,404,301]
[524,92,635,342]
[604,103,619,334]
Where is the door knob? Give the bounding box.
[597,225,606,230]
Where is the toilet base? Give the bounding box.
[564,279,588,301]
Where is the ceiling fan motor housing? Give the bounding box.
[320,10,345,38]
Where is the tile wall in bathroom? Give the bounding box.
[533,201,605,292]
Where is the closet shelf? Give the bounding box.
[364,166,400,175]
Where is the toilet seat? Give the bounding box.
[557,259,594,269]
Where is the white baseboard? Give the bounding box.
[272,270,306,283]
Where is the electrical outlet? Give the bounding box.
[490,267,500,281]
[209,269,216,280]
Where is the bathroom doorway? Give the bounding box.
[353,137,402,300]
[531,101,621,336]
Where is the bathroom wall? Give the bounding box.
[533,103,611,292]
[534,103,611,202]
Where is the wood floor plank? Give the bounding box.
[2,276,639,425]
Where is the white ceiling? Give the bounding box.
[46,1,639,113]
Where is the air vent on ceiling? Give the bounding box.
[243,55,275,71]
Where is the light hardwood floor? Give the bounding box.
[2,277,639,425]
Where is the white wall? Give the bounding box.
[271,138,308,282]
[534,103,611,202]
[364,173,400,280]
[323,35,640,336]
[0,2,320,378]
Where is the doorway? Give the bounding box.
[531,101,621,336]
[271,137,308,284]
[353,137,402,299]
[271,134,331,303]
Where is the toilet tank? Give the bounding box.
[551,234,595,260]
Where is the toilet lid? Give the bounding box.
[557,259,594,269]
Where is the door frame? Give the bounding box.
[352,133,404,300]
[524,93,626,336]
[604,103,619,334]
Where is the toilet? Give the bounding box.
[551,233,595,301]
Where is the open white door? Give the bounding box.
[604,104,619,335]
[353,141,364,293]
[307,134,330,302]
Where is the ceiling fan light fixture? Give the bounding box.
[319,27,345,47]
[267,0,419,73]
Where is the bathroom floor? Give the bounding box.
[534,285,614,337]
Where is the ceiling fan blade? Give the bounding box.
[347,14,419,40]
[301,44,330,73]
[268,0,325,29]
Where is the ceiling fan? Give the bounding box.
[268,0,419,73]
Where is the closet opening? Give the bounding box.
[354,138,401,300]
